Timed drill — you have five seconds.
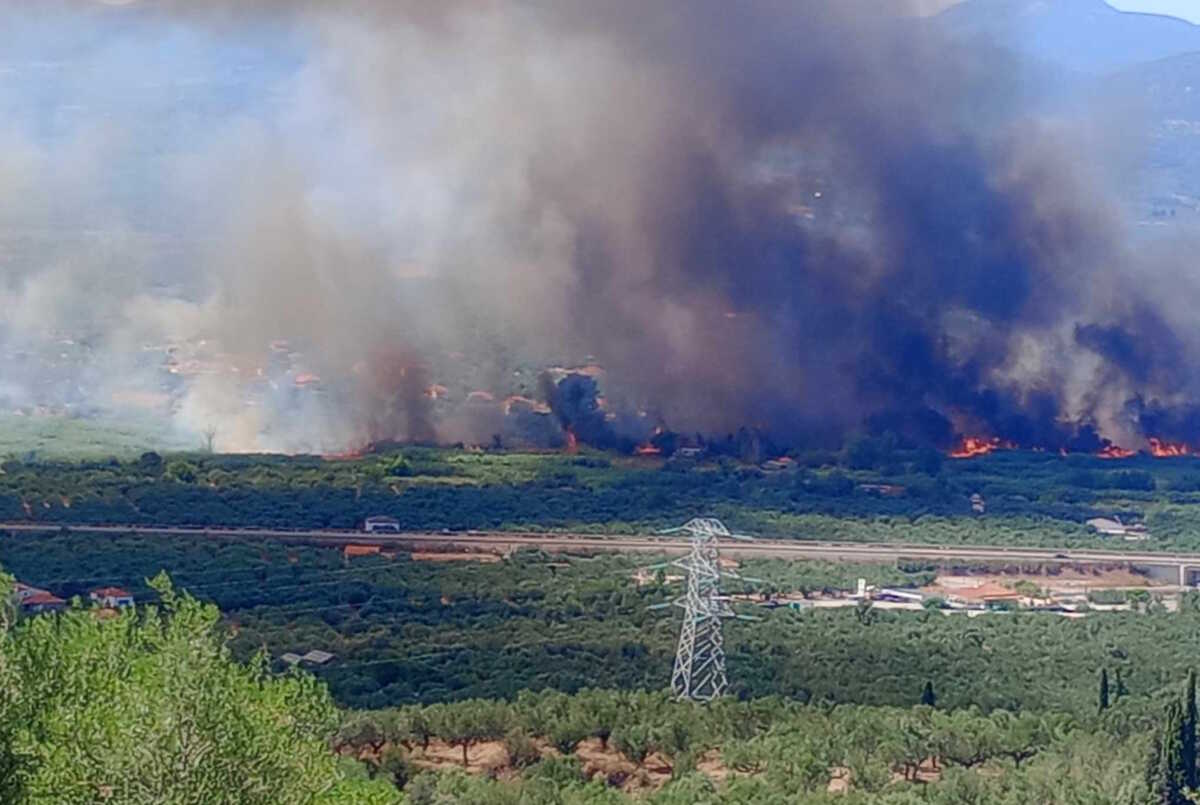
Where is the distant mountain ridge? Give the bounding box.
[937,0,1200,73]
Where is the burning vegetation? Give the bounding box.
[944,434,1198,461]
[949,437,1007,459]
[1148,438,1191,458]
[1096,444,1137,460]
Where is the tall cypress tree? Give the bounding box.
[920,680,936,708]
[1147,727,1167,802]
[1184,670,1197,790]
[1099,668,1110,713]
[1151,701,1189,805]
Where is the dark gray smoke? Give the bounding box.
[2,0,1197,453]
[479,1,1193,451]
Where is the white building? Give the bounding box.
[1086,517,1147,538]
[301,650,335,666]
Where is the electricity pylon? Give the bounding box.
[654,518,756,702]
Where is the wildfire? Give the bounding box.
[635,443,663,456]
[949,436,1003,459]
[565,430,579,454]
[1149,438,1192,458]
[323,446,368,461]
[1096,444,1136,459]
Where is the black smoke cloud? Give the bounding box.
[4,0,1199,453]
[491,0,1177,451]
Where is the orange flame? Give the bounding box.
[1096,444,1135,459]
[949,436,1002,459]
[1149,438,1191,458]
[635,443,663,456]
[565,430,579,454]
[324,446,368,461]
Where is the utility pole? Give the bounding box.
[657,518,755,702]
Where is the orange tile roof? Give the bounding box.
[21,591,64,606]
[91,587,132,598]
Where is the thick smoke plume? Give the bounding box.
[2,0,1198,453]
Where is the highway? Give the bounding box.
[2,522,1200,570]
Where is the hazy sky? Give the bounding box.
[1107,0,1200,22]
[920,0,1200,23]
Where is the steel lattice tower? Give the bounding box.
[659,518,748,702]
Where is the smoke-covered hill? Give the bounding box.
[1108,52,1200,219]
[937,0,1200,74]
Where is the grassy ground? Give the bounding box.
[0,414,195,459]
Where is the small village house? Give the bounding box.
[89,587,135,608]
[12,582,66,614]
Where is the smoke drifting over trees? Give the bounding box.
[2,0,1199,452]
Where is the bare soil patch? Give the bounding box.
[934,566,1159,595]
[411,551,502,563]
[410,739,509,774]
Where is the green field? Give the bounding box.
[0,413,195,459]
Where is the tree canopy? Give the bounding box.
[0,574,395,805]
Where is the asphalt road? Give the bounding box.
[1,522,1198,568]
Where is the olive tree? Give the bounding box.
[0,574,395,805]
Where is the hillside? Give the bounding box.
[1109,52,1200,220]
[937,0,1200,74]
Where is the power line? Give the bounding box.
[14,562,346,590]
[12,543,603,592]
[71,565,655,622]
[301,634,660,675]
[3,541,427,588]
[226,569,669,628]
[16,552,647,609]
[12,557,431,596]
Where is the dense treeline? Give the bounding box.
[0,574,396,804]
[4,447,1200,549]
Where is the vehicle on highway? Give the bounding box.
[363,515,401,534]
